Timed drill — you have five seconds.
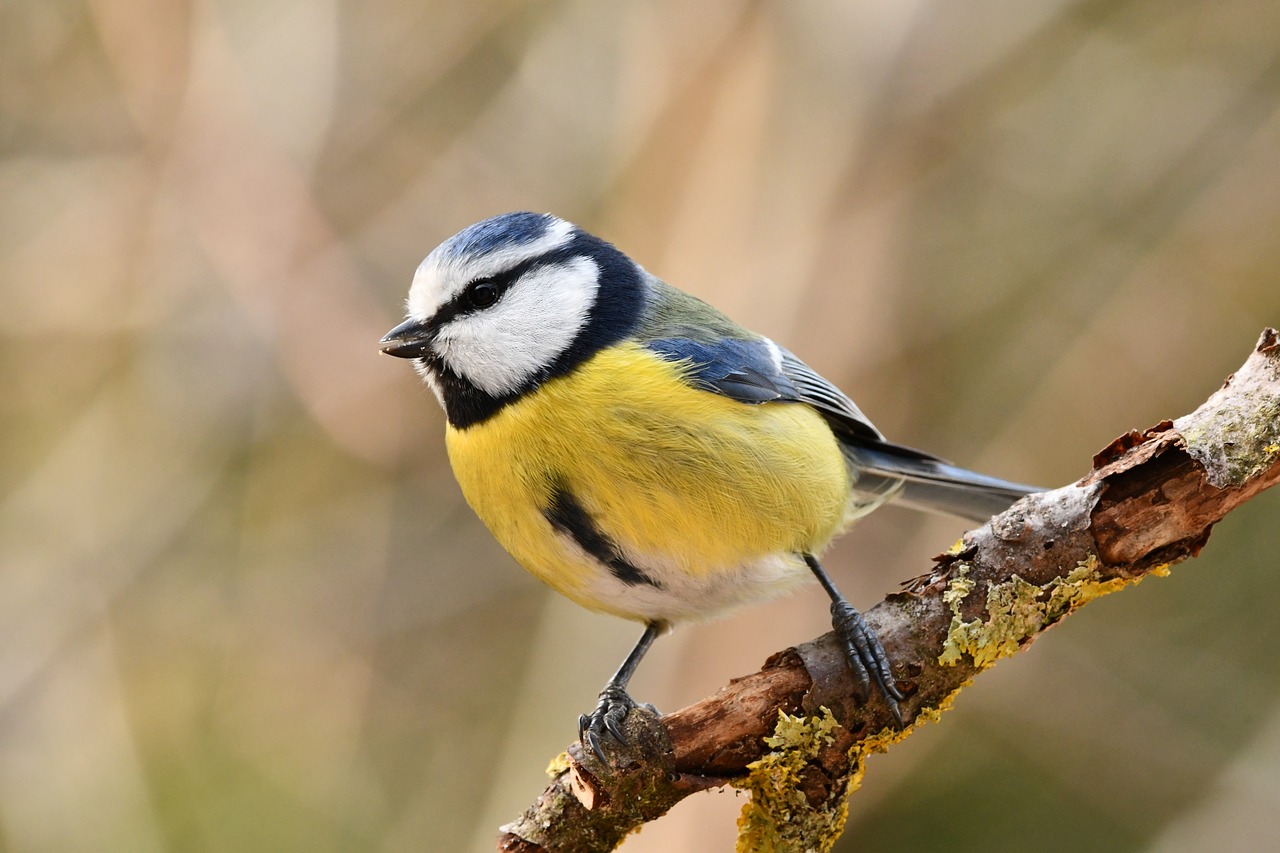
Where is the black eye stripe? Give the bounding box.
[425,270,513,331]
[429,248,589,329]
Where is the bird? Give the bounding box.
[380,212,1038,759]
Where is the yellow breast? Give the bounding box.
[444,342,851,618]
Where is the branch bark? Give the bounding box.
[498,328,1280,853]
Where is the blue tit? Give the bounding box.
[380,212,1038,757]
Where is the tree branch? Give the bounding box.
[498,328,1280,853]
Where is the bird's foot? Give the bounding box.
[831,601,906,727]
[578,685,657,763]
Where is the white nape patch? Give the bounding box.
[406,217,576,322]
[434,256,599,396]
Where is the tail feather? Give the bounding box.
[847,441,1040,524]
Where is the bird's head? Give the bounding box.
[381,212,645,427]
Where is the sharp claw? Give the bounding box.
[832,600,907,724]
[586,730,607,764]
[846,654,871,701]
[885,695,905,729]
[578,686,646,763]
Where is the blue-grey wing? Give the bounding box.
[774,346,885,444]
[642,336,885,444]
[642,337,786,402]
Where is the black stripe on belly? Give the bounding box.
[543,481,662,589]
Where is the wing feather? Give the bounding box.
[641,334,1040,522]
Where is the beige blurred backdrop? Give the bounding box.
[4,1,1280,850]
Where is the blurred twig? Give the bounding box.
[498,328,1280,853]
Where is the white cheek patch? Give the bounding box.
[405,218,576,322]
[435,256,599,397]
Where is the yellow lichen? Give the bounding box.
[1043,557,1133,618]
[545,751,572,778]
[734,708,846,852]
[939,555,1159,670]
[911,684,967,728]
[844,684,967,798]
[736,688,974,851]
[937,564,976,667]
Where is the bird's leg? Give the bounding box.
[804,553,905,727]
[579,620,665,762]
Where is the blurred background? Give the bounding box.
[3,0,1279,850]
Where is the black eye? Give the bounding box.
[465,278,500,309]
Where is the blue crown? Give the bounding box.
[436,212,559,261]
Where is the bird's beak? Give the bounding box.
[380,318,434,358]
